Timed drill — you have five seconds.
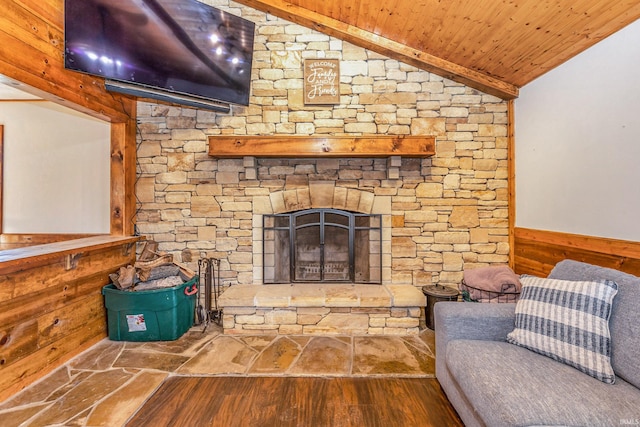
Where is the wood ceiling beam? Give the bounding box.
[235,0,519,99]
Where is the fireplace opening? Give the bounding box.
[263,209,382,284]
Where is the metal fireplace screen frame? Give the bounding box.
[263,208,382,284]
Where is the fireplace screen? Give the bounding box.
[263,209,382,284]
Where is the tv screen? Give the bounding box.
[64,0,255,106]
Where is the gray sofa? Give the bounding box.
[435,259,640,427]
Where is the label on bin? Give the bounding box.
[126,314,147,332]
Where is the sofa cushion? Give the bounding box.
[549,260,640,389]
[506,275,617,383]
[446,339,640,427]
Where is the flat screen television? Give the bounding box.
[64,0,255,110]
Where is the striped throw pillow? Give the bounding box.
[506,275,618,384]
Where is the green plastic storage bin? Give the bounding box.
[102,276,198,341]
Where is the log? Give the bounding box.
[111,265,136,289]
[137,265,180,282]
[133,276,184,291]
[174,261,197,281]
[138,241,159,261]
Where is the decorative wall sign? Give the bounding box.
[303,59,340,105]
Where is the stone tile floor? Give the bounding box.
[0,325,436,427]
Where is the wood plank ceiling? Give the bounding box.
[236,0,640,99]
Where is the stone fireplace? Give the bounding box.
[218,181,426,336]
[133,7,511,335]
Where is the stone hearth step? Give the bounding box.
[219,284,426,336]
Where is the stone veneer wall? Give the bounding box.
[134,0,510,291]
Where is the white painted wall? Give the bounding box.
[515,19,640,241]
[0,101,110,233]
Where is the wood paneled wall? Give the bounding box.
[513,227,640,277]
[0,0,139,401]
[0,237,139,401]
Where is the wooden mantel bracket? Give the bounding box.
[122,242,135,257]
[208,135,435,158]
[64,253,82,271]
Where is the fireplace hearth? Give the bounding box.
[263,209,382,284]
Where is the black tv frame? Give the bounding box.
[64,0,255,111]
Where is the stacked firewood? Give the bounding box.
[109,241,196,291]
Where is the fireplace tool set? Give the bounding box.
[196,257,222,332]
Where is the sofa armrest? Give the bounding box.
[435,301,516,343]
[435,302,516,382]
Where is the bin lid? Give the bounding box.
[422,285,459,297]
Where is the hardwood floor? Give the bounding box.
[127,376,462,427]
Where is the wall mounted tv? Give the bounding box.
[64,0,256,112]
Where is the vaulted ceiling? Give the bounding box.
[236,0,640,99]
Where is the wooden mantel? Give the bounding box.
[208,135,435,158]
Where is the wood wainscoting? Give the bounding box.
[0,236,139,402]
[513,227,640,277]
